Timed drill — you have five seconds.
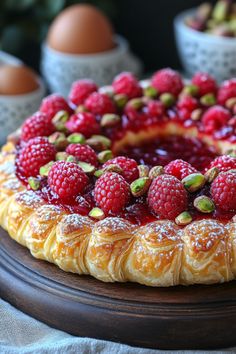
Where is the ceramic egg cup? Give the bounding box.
[174,9,236,82]
[41,35,142,96]
[0,51,45,145]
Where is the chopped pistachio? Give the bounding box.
[75,105,87,113]
[28,177,40,191]
[52,110,69,131]
[89,207,105,220]
[182,85,199,97]
[191,108,203,121]
[144,86,158,98]
[77,161,96,174]
[67,133,85,144]
[130,177,151,197]
[102,164,123,174]
[226,148,236,158]
[182,173,206,192]
[138,165,149,178]
[159,93,175,107]
[97,150,113,163]
[66,155,78,163]
[200,93,216,106]
[100,113,121,128]
[49,132,68,150]
[225,97,236,110]
[39,161,54,177]
[86,135,111,151]
[175,211,192,226]
[204,167,219,183]
[149,166,164,179]
[113,94,128,109]
[194,196,215,213]
[56,152,69,161]
[129,98,144,110]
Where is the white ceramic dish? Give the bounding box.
[0,51,46,145]
[41,35,142,96]
[174,9,236,81]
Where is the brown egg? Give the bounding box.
[0,65,39,95]
[47,4,115,54]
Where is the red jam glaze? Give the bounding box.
[119,135,218,171]
[15,134,233,226]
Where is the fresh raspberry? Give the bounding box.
[94,172,130,214]
[210,172,236,211]
[65,112,100,138]
[164,159,197,180]
[68,79,97,107]
[48,161,88,200]
[191,72,217,96]
[208,155,236,172]
[66,144,98,166]
[147,100,165,117]
[218,79,236,105]
[177,95,199,120]
[112,72,142,99]
[17,137,56,178]
[103,156,139,183]
[40,94,71,120]
[85,92,116,115]
[21,112,55,142]
[148,174,188,219]
[202,105,231,133]
[151,68,183,97]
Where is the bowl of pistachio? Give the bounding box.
[174,1,236,81]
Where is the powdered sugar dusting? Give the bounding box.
[59,213,93,235]
[139,220,182,243]
[184,219,226,252]
[0,161,15,174]
[35,205,63,221]
[95,217,133,235]
[2,178,21,191]
[16,190,43,207]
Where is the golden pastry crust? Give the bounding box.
[0,144,235,287]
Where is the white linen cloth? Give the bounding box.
[0,297,234,354]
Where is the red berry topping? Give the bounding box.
[208,155,236,172]
[148,174,188,219]
[210,172,236,211]
[85,92,116,115]
[40,94,71,120]
[202,105,231,133]
[94,172,130,214]
[191,72,217,96]
[68,79,97,107]
[147,100,165,117]
[164,159,197,180]
[103,156,139,183]
[112,72,142,99]
[17,137,56,178]
[177,95,199,120]
[48,161,88,200]
[66,144,98,166]
[218,79,236,105]
[65,112,100,138]
[151,68,183,97]
[21,112,55,142]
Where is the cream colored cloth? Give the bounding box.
[0,298,234,354]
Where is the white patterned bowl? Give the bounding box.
[0,51,46,145]
[174,9,236,81]
[41,35,142,96]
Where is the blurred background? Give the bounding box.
[0,0,216,74]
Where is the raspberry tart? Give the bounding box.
[0,69,235,287]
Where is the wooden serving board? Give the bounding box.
[0,227,236,350]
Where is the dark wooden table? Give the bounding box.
[0,227,236,350]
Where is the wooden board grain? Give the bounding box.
[0,227,236,350]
